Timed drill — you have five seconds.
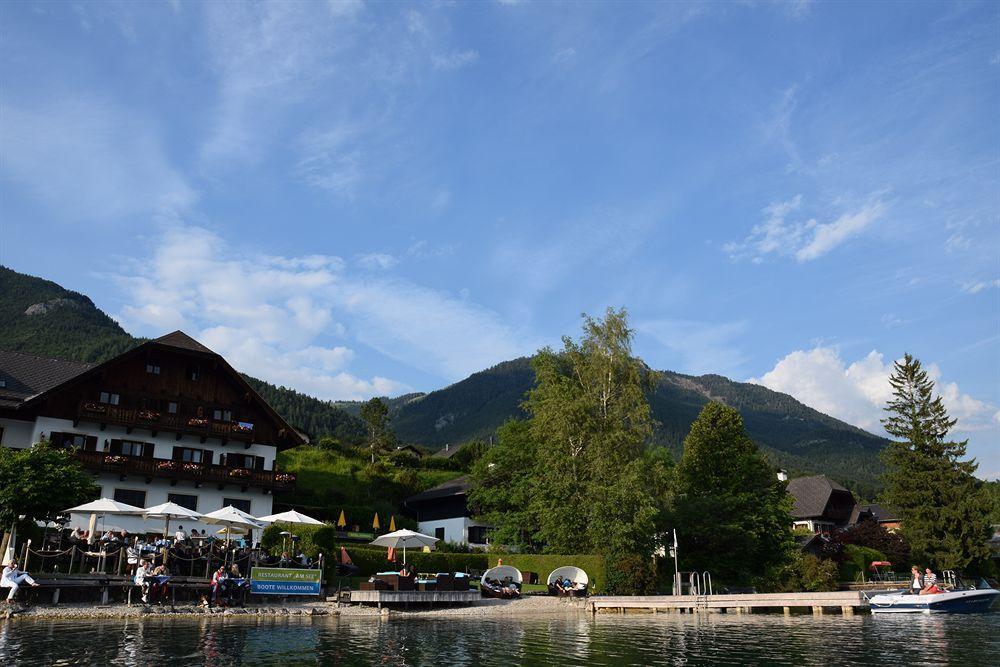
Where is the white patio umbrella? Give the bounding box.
[143,501,203,537]
[66,497,144,544]
[202,506,264,545]
[369,529,438,564]
[256,509,324,526]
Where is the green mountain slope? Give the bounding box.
[0,265,366,442]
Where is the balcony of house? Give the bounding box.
[72,450,296,494]
[76,400,257,444]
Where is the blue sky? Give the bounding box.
[1,1,997,476]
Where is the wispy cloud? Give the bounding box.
[637,319,749,378]
[431,49,479,71]
[0,95,195,222]
[725,193,888,263]
[960,278,1000,294]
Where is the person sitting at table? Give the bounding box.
[174,526,187,544]
[278,551,293,567]
[297,551,312,567]
[148,563,170,604]
[398,562,416,578]
[1,560,40,604]
[69,527,84,542]
[134,559,150,603]
[211,565,229,607]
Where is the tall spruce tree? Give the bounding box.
[670,402,793,586]
[880,354,991,570]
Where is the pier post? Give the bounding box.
[811,606,823,616]
[841,606,854,616]
[783,606,791,616]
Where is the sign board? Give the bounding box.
[249,567,322,596]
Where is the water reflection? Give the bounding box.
[0,612,997,666]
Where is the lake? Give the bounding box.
[1,613,997,666]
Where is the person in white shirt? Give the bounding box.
[134,559,150,603]
[174,526,187,543]
[1,560,39,603]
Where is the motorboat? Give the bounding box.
[867,575,999,614]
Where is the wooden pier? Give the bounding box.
[589,591,869,615]
[349,590,481,609]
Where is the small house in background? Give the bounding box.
[394,444,424,459]
[849,503,901,531]
[403,475,490,548]
[431,442,462,459]
[787,475,857,533]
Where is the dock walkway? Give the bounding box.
[349,590,481,609]
[589,591,868,615]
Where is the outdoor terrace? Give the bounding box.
[76,400,256,443]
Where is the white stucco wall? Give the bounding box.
[418,517,490,548]
[0,417,35,448]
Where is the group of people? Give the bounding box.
[133,558,172,604]
[207,564,248,607]
[909,566,944,595]
[552,577,587,595]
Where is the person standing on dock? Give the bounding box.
[1,560,40,603]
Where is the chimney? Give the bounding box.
[777,469,788,482]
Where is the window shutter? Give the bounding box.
[172,446,183,461]
[49,432,62,446]
[85,436,98,452]
[203,450,213,465]
[255,456,265,470]
[143,443,154,459]
[109,439,123,455]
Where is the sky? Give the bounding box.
[1,1,997,477]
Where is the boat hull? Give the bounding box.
[869,588,999,614]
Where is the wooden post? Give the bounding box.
[52,588,61,605]
[842,606,854,616]
[812,606,823,616]
[117,546,125,575]
[101,587,109,604]
[20,540,30,567]
[68,545,76,575]
[783,606,791,616]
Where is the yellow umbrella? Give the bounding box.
[337,510,346,528]
[389,515,396,532]
[373,513,380,530]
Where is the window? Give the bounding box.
[0,378,6,388]
[113,488,146,508]
[224,498,252,514]
[212,408,232,422]
[225,453,262,469]
[188,365,201,381]
[145,362,161,375]
[468,526,490,545]
[0,427,4,445]
[167,402,178,414]
[120,440,146,457]
[174,447,205,463]
[167,493,198,512]
[434,527,445,541]
[99,391,120,405]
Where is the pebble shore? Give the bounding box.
[0,595,586,621]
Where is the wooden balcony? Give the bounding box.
[73,450,295,493]
[76,401,256,444]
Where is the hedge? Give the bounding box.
[840,544,887,582]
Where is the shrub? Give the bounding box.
[840,544,887,582]
[603,553,657,595]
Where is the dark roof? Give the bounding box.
[787,475,850,519]
[0,349,92,409]
[850,503,899,525]
[431,443,465,459]
[405,475,471,504]
[154,330,215,355]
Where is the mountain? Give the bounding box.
[0,266,367,442]
[0,266,888,496]
[336,359,889,498]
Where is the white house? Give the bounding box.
[403,476,490,548]
[0,332,305,535]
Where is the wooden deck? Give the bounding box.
[348,590,481,608]
[589,592,869,615]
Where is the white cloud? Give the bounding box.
[0,96,195,221]
[356,253,398,270]
[431,49,479,71]
[751,347,997,435]
[115,225,534,398]
[960,279,1000,294]
[726,194,887,263]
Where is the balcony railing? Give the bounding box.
[73,450,295,493]
[77,401,255,442]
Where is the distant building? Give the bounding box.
[787,475,857,533]
[404,475,490,547]
[394,444,424,459]
[431,442,463,459]
[0,331,304,534]
[849,503,901,531]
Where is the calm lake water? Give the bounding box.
[1,613,998,666]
